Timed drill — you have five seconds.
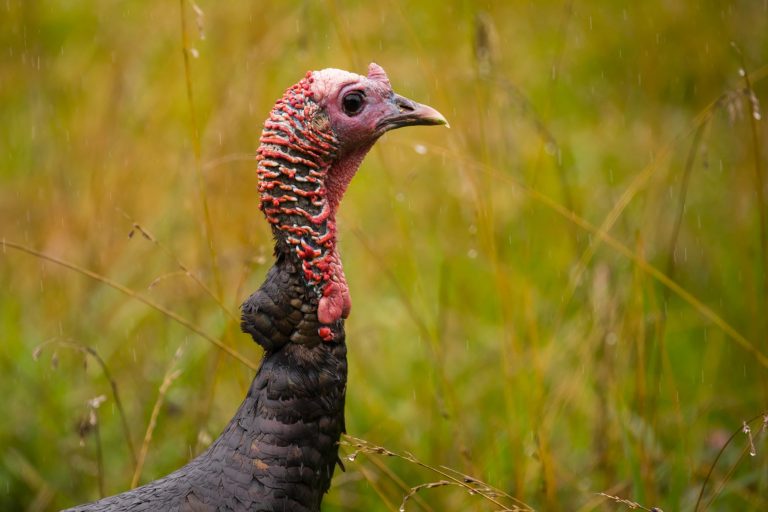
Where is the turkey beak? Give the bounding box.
[376,94,449,133]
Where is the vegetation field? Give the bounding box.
[2,1,767,510]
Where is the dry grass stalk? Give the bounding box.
[130,347,185,489]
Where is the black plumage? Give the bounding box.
[63,63,445,512]
[66,249,347,512]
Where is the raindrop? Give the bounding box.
[413,144,427,155]
[467,248,478,259]
[743,422,757,456]
[738,68,746,77]
[346,453,357,462]
[754,111,762,121]
[190,48,200,59]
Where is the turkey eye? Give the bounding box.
[341,92,365,116]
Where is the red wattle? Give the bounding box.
[318,326,334,341]
[318,282,344,324]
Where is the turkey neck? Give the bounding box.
[234,73,357,510]
[235,249,347,512]
[257,75,374,338]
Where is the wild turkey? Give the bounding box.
[64,63,447,512]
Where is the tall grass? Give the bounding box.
[1,1,767,510]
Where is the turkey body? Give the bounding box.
[62,63,445,512]
[65,254,347,512]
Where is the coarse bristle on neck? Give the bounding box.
[256,71,348,342]
[255,64,448,344]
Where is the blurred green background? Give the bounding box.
[2,1,768,510]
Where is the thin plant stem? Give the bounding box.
[694,411,766,511]
[663,121,709,286]
[595,492,657,511]
[33,339,137,469]
[94,414,104,498]
[734,45,768,346]
[356,464,399,511]
[121,214,239,325]
[131,348,184,489]
[561,62,768,311]
[399,480,454,512]
[179,0,224,302]
[647,119,711,480]
[341,435,534,511]
[366,455,435,512]
[392,143,768,369]
[2,240,257,370]
[352,229,470,457]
